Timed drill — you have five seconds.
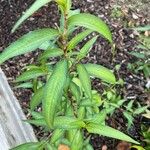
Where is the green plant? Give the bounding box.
[141,125,150,150]
[0,0,140,149]
[128,25,150,79]
[122,100,148,129]
[102,89,148,129]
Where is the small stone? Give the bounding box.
[132,13,138,19]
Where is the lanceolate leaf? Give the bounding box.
[15,82,33,89]
[43,60,68,128]
[69,81,81,102]
[16,68,46,82]
[50,129,64,144]
[27,116,85,129]
[30,86,44,111]
[84,63,116,84]
[10,142,43,150]
[12,0,52,32]
[86,123,139,144]
[71,130,83,150]
[78,36,98,59]
[0,28,59,64]
[134,106,148,115]
[39,48,64,60]
[77,64,92,100]
[54,116,85,129]
[67,29,93,51]
[68,13,112,43]
[133,25,150,31]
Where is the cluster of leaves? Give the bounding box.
[141,125,150,150]
[0,0,141,149]
[101,89,148,129]
[128,25,150,79]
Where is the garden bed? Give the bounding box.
[0,0,149,149]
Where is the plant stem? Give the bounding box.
[62,10,68,55]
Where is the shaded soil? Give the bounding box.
[0,0,149,149]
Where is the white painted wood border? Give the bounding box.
[0,68,37,150]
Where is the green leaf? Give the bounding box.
[129,52,145,59]
[54,116,85,129]
[123,112,134,129]
[39,41,57,50]
[28,116,85,129]
[67,29,92,51]
[80,99,97,107]
[133,25,150,31]
[78,36,98,59]
[12,0,52,32]
[68,13,112,43]
[55,0,66,7]
[136,44,148,50]
[10,142,43,150]
[85,144,94,150]
[29,111,43,119]
[43,60,68,128]
[68,9,80,18]
[84,63,116,84]
[45,144,54,150]
[86,123,139,144]
[69,81,81,102]
[71,130,83,150]
[84,111,107,124]
[30,86,44,110]
[134,106,148,115]
[27,119,47,127]
[66,0,72,12]
[77,107,86,119]
[77,64,92,99]
[16,69,46,82]
[39,48,64,60]
[50,129,64,144]
[0,28,59,64]
[66,129,77,143]
[131,145,145,150]
[126,100,134,112]
[15,82,33,89]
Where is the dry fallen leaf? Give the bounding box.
[58,144,70,150]
[116,141,131,150]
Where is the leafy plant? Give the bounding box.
[123,101,148,129]
[0,0,140,149]
[102,89,148,129]
[128,25,150,79]
[141,125,150,150]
